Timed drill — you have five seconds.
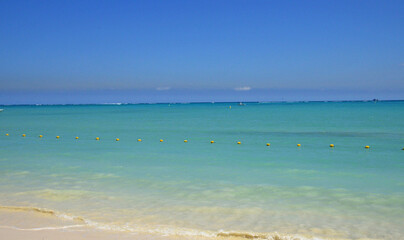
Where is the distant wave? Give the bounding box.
[0,205,323,240]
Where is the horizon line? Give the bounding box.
[1,99,403,106]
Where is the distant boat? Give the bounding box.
[238,102,245,106]
[0,109,3,112]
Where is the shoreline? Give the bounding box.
[0,205,326,240]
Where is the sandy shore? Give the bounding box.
[0,228,160,240]
[0,206,341,240]
[0,221,217,240]
[0,208,246,240]
[0,209,321,240]
[0,227,315,240]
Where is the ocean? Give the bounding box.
[0,101,403,240]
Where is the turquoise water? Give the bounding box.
[0,102,403,239]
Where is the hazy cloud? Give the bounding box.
[234,86,252,91]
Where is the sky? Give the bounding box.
[0,0,403,104]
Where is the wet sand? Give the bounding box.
[0,208,312,240]
[0,209,164,240]
[0,209,246,240]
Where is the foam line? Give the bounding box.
[0,225,86,231]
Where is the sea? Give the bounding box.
[0,101,403,240]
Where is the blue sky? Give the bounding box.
[0,0,403,103]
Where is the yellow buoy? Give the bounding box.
[210,140,215,144]
[229,106,231,109]
[56,136,60,139]
[39,135,43,138]
[22,134,26,137]
[95,137,100,140]
[6,133,9,136]
[365,145,370,149]
[184,140,188,143]
[330,144,334,148]
[266,143,270,146]
[297,144,301,147]
[237,141,241,144]
[138,139,142,142]
[116,138,120,141]
[75,137,79,139]
[160,139,163,142]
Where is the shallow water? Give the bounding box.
[0,102,403,239]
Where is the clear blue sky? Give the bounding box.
[0,0,403,104]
